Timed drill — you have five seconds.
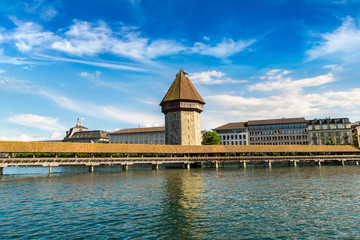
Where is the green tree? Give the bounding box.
[202,131,221,145]
[353,131,359,148]
[326,140,336,145]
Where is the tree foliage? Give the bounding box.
[353,131,359,148]
[202,131,222,145]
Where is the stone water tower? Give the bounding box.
[160,70,205,145]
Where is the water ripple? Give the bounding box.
[1,166,360,239]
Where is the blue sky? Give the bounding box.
[1,0,360,141]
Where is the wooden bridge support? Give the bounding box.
[356,161,359,166]
[342,160,346,166]
[152,164,159,170]
[268,160,272,168]
[318,160,321,166]
[242,161,246,169]
[293,160,297,167]
[0,167,3,175]
[186,163,190,170]
[49,166,52,175]
[215,161,219,169]
[89,165,94,173]
[122,165,128,171]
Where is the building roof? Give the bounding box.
[308,118,350,125]
[70,130,109,139]
[213,122,248,130]
[160,70,205,105]
[110,127,165,135]
[1,141,359,154]
[248,117,306,126]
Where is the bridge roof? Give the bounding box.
[0,141,359,154]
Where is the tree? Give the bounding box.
[202,131,221,145]
[353,131,359,148]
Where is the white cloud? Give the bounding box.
[52,20,185,61]
[47,131,65,140]
[1,18,256,64]
[201,69,360,129]
[40,5,58,21]
[35,53,144,71]
[0,131,65,142]
[0,75,34,92]
[40,91,163,126]
[10,17,58,52]
[307,16,360,60]
[192,38,256,58]
[0,69,5,74]
[0,48,36,65]
[205,87,360,129]
[79,71,125,91]
[323,64,343,71]
[189,70,247,85]
[249,70,335,91]
[52,20,111,56]
[7,114,67,131]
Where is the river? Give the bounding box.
[1,165,360,239]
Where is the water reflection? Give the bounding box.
[160,169,208,238]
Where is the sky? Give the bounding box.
[1,0,360,141]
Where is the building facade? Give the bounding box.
[308,118,352,145]
[160,70,205,145]
[109,127,165,145]
[63,118,109,143]
[248,118,309,145]
[213,122,249,145]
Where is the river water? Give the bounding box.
[1,165,360,239]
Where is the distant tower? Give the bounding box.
[160,70,205,145]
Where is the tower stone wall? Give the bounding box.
[165,111,201,145]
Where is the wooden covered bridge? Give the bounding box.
[1,141,360,174]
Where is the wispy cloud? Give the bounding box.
[307,16,360,60]
[79,71,125,91]
[10,17,58,52]
[0,131,65,141]
[0,74,35,92]
[40,91,163,126]
[34,53,144,71]
[1,18,256,66]
[8,114,67,131]
[249,69,335,91]
[189,70,247,85]
[0,48,37,65]
[203,70,358,129]
[192,38,256,58]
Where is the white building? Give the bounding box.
[213,122,249,145]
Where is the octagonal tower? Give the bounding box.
[160,70,205,145]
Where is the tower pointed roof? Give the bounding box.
[160,70,205,105]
